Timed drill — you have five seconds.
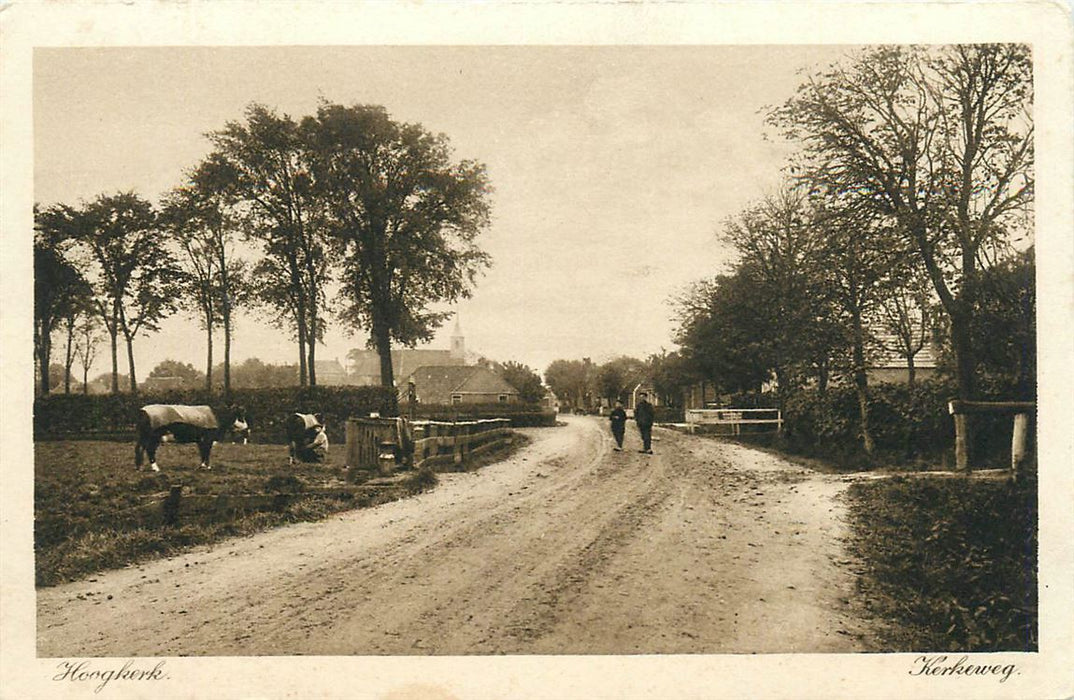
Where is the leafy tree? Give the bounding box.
[544,359,593,411]
[162,180,249,395]
[33,228,89,396]
[498,361,545,404]
[74,314,103,395]
[719,186,842,401]
[646,350,693,407]
[37,193,183,394]
[812,196,906,453]
[222,357,300,389]
[673,272,775,395]
[595,356,648,404]
[148,359,205,387]
[939,247,1035,398]
[771,44,1033,403]
[306,102,493,388]
[201,104,330,387]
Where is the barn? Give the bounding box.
[403,365,519,405]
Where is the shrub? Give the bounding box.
[653,406,684,423]
[778,378,1026,468]
[34,386,398,444]
[845,476,1037,651]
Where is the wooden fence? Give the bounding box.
[948,399,1035,478]
[344,417,512,477]
[683,408,783,436]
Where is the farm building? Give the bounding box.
[865,331,940,384]
[346,317,472,386]
[313,358,350,386]
[403,365,519,405]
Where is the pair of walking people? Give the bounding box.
[609,393,655,454]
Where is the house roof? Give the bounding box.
[869,331,939,369]
[314,359,347,375]
[348,349,462,382]
[406,365,518,403]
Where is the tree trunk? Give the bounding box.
[108,327,120,394]
[37,326,51,396]
[375,322,395,389]
[205,313,214,393]
[296,301,308,388]
[307,320,317,388]
[64,319,75,394]
[82,363,89,395]
[223,310,232,400]
[124,330,139,395]
[906,353,916,386]
[850,311,874,455]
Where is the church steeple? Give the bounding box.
[450,315,465,361]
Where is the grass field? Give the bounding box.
[34,434,528,587]
[844,475,1037,652]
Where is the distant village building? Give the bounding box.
[313,358,349,386]
[628,382,658,410]
[865,330,940,384]
[346,317,470,386]
[404,365,519,405]
[542,388,560,412]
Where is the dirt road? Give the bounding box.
[37,415,874,656]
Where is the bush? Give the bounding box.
[779,378,1026,468]
[34,386,398,444]
[846,476,1037,651]
[653,406,684,423]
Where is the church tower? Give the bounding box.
[450,315,466,362]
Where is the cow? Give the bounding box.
[135,404,249,472]
[287,412,329,465]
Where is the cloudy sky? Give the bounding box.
[35,45,852,379]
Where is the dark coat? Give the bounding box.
[634,400,655,428]
[609,407,627,425]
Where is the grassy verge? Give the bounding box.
[844,475,1037,651]
[35,433,531,587]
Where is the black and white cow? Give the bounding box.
[135,404,249,472]
[286,412,328,465]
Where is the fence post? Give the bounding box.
[162,485,182,526]
[1012,412,1030,480]
[344,419,359,483]
[953,414,969,471]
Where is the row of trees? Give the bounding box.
[34,102,493,397]
[544,354,684,410]
[673,44,1034,454]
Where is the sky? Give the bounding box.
[34,45,854,380]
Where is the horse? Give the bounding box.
[286,412,328,465]
[135,404,249,472]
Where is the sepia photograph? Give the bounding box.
[2,2,1072,699]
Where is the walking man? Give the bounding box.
[609,400,627,450]
[635,392,655,454]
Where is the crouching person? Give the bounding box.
[287,413,330,465]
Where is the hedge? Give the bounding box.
[780,378,1029,468]
[35,390,557,443]
[34,386,398,445]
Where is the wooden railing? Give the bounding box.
[344,417,512,477]
[684,408,783,435]
[948,400,1035,478]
